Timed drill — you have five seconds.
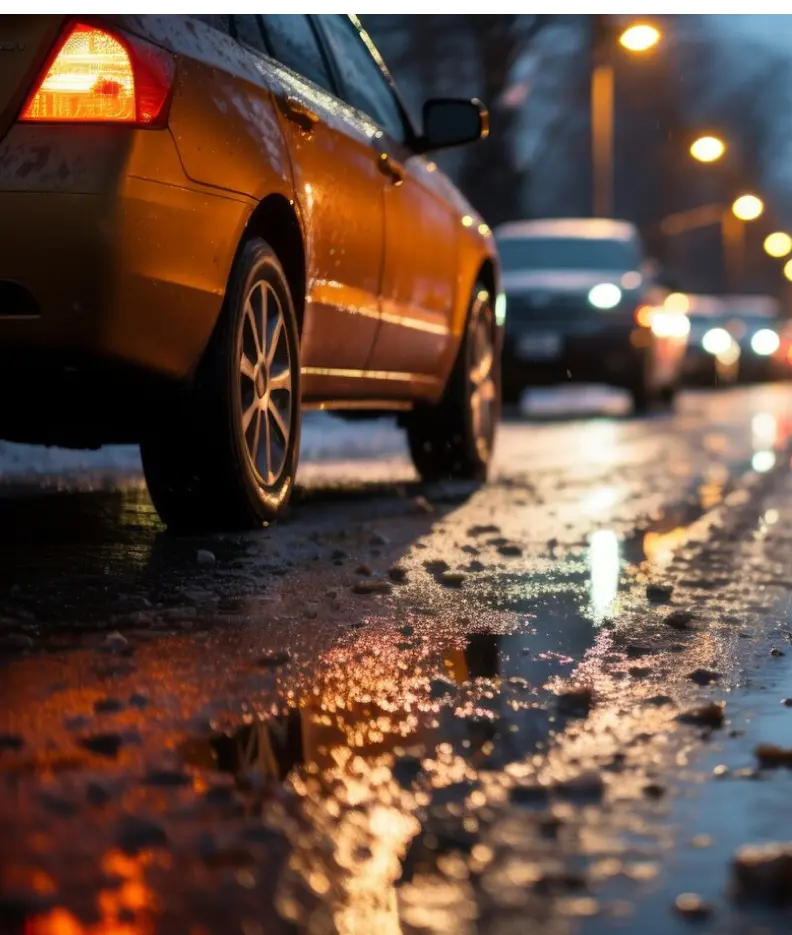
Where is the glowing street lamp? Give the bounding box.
[690,135,726,164]
[732,194,764,222]
[784,259,792,282]
[764,232,792,259]
[619,24,661,53]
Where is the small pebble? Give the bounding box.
[664,610,697,630]
[677,702,725,729]
[673,893,712,921]
[0,733,25,751]
[86,781,111,806]
[687,668,721,687]
[646,583,674,603]
[143,769,192,787]
[629,666,652,679]
[439,571,466,588]
[355,563,372,576]
[388,565,408,583]
[626,643,654,658]
[732,842,792,905]
[771,648,785,657]
[102,631,130,654]
[255,650,291,668]
[196,549,216,566]
[79,732,125,759]
[497,544,523,557]
[412,496,434,514]
[393,754,423,788]
[117,815,168,855]
[755,743,792,768]
[555,771,605,802]
[352,580,392,595]
[644,694,675,707]
[556,685,594,717]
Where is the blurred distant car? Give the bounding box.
[683,295,730,386]
[494,218,689,412]
[684,295,789,386]
[722,296,788,383]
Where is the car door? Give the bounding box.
[247,14,386,395]
[316,15,457,380]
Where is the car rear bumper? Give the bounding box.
[737,354,781,383]
[501,325,644,389]
[0,179,249,381]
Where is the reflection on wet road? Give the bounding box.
[2,385,792,935]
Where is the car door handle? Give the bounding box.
[378,152,404,186]
[280,96,319,132]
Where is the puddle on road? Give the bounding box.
[178,628,572,935]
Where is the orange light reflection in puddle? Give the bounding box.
[26,851,156,935]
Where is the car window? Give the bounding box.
[261,15,335,96]
[497,237,642,273]
[232,15,268,55]
[317,15,406,143]
[194,15,231,35]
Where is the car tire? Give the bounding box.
[658,382,678,409]
[141,239,301,532]
[626,347,654,415]
[405,283,500,482]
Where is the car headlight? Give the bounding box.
[702,327,732,356]
[750,329,780,356]
[588,283,622,309]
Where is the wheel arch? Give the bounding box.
[240,194,307,336]
[476,258,497,307]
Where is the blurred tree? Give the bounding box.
[363,15,569,225]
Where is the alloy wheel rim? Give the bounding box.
[469,293,497,461]
[239,280,293,486]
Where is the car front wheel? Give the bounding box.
[405,283,500,482]
[141,239,301,532]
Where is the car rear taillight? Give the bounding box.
[19,22,175,127]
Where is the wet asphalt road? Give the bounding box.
[3,385,792,935]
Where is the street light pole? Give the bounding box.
[659,198,763,293]
[721,208,744,292]
[591,60,615,218]
[591,15,614,218]
[590,17,660,218]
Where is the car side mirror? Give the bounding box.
[415,98,489,154]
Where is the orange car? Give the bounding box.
[0,15,500,529]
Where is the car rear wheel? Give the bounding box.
[141,239,301,532]
[405,283,500,482]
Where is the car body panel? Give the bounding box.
[263,62,386,381]
[0,13,498,446]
